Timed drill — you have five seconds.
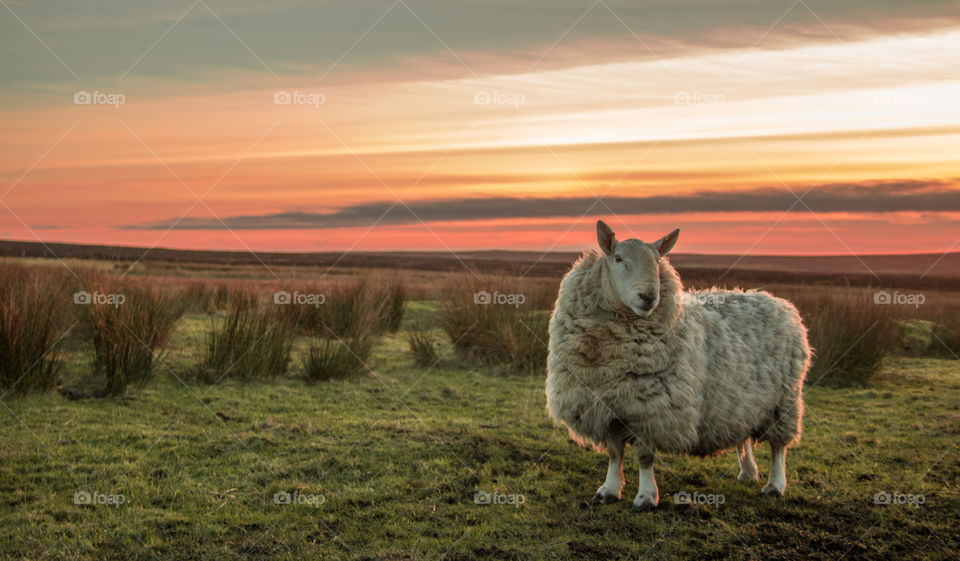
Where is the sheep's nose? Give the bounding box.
[636,292,656,310]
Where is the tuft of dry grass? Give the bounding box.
[380,279,407,333]
[194,304,293,383]
[437,275,551,375]
[83,281,185,396]
[407,325,440,368]
[276,276,406,338]
[0,263,71,396]
[503,311,550,375]
[302,334,375,381]
[179,280,257,314]
[284,277,401,381]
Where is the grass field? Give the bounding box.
[2,300,959,560]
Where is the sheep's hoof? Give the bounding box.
[762,483,784,497]
[592,491,620,504]
[631,498,657,512]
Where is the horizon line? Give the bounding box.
[0,237,956,260]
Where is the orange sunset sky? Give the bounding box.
[1,0,959,254]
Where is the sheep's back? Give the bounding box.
[680,289,809,452]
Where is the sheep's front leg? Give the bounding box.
[762,444,787,497]
[631,449,658,512]
[737,440,758,482]
[594,436,624,503]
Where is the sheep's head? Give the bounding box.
[596,220,679,317]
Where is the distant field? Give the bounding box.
[3,239,960,284]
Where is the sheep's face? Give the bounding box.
[597,220,679,317]
[607,240,662,316]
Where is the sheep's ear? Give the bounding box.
[597,220,617,255]
[655,228,679,256]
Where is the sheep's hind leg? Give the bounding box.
[762,444,787,497]
[593,436,625,504]
[631,449,658,512]
[737,440,758,482]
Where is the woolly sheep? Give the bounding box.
[545,220,810,511]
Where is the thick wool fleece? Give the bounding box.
[545,252,810,456]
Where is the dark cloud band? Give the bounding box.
[125,180,960,230]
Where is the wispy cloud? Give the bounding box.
[4,0,960,97]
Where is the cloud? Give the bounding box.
[3,0,958,96]
[125,179,960,230]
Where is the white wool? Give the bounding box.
[545,251,811,458]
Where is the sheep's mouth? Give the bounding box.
[632,306,656,317]
[631,298,659,317]
[620,303,657,318]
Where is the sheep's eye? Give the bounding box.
[614,255,623,263]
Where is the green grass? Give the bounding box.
[1,307,958,560]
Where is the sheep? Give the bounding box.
[545,220,810,511]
